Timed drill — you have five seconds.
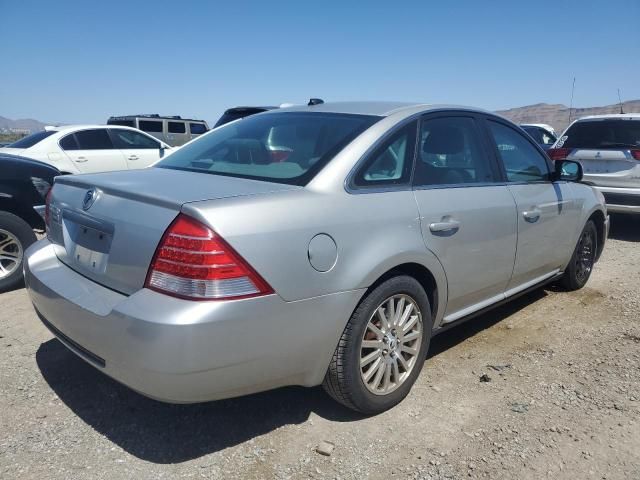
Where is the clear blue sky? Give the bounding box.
[2,0,639,124]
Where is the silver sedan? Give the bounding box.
[24,102,608,414]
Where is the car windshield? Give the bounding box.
[561,120,640,149]
[157,112,380,185]
[8,130,56,148]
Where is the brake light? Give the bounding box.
[145,213,273,300]
[631,149,640,160]
[270,149,291,162]
[547,148,571,161]
[44,188,52,228]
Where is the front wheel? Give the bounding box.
[323,275,431,414]
[560,220,597,291]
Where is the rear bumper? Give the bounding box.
[24,239,363,403]
[593,186,640,214]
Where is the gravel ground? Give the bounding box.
[1,215,638,480]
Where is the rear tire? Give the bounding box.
[560,220,597,291]
[323,275,432,414]
[0,212,37,292]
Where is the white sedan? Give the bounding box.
[0,125,171,174]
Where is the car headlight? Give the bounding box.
[30,177,52,199]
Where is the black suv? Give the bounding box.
[0,154,59,291]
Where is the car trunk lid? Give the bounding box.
[47,168,299,295]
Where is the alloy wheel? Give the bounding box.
[0,229,22,280]
[360,294,423,395]
[575,228,595,284]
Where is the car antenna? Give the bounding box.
[617,88,625,114]
[568,77,576,124]
[308,98,324,106]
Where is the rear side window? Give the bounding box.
[139,120,164,133]
[190,123,207,134]
[414,116,497,186]
[156,112,379,186]
[353,122,416,187]
[168,121,186,134]
[488,121,550,182]
[74,129,114,150]
[8,131,56,148]
[559,120,640,149]
[59,134,79,150]
[110,129,160,149]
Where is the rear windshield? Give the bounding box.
[8,130,56,148]
[560,120,640,149]
[157,112,380,185]
[107,119,135,128]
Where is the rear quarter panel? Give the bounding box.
[182,189,448,323]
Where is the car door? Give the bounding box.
[59,129,128,173]
[484,118,580,292]
[108,128,164,169]
[412,113,517,323]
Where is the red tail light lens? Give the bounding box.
[547,148,571,161]
[631,149,640,160]
[145,213,273,300]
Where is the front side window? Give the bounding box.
[110,129,160,149]
[488,121,550,182]
[8,130,55,148]
[156,112,379,186]
[353,122,416,187]
[190,123,207,134]
[168,121,186,134]
[74,129,114,150]
[139,120,163,133]
[414,116,496,187]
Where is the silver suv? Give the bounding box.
[549,114,640,213]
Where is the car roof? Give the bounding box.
[0,152,61,172]
[271,101,493,117]
[574,113,640,122]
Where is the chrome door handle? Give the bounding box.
[429,219,461,233]
[128,155,139,160]
[523,208,541,223]
[75,156,88,163]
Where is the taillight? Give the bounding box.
[270,149,292,162]
[631,149,640,160]
[145,213,273,300]
[44,188,53,229]
[547,148,571,161]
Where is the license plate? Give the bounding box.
[65,223,112,273]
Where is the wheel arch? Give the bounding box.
[587,209,606,261]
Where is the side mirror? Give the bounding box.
[553,159,583,182]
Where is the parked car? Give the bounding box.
[0,153,59,291]
[24,102,607,414]
[548,114,640,214]
[107,115,209,146]
[0,125,171,174]
[520,124,557,150]
[213,106,278,128]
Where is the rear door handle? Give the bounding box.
[128,155,139,160]
[429,219,461,233]
[75,156,88,163]
[523,208,541,223]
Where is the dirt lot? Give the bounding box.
[0,215,638,480]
